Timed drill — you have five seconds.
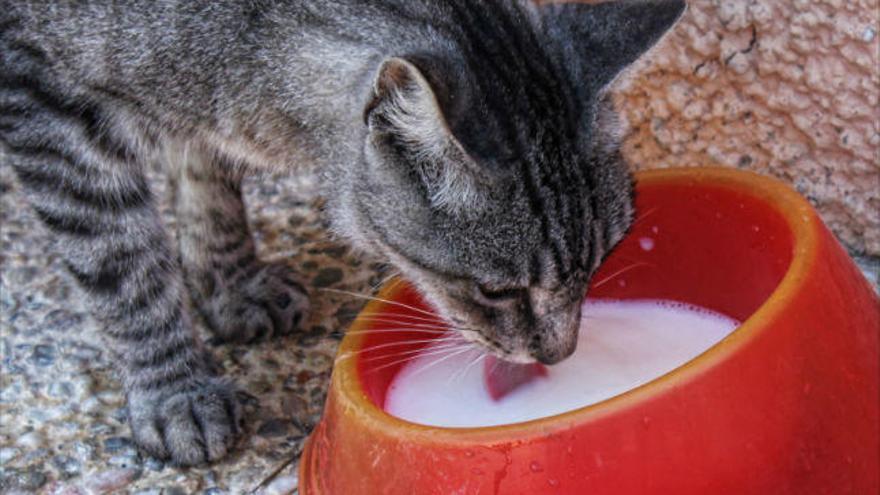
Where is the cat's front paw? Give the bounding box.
[128,377,243,466]
[200,262,310,344]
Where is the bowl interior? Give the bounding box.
[354,178,795,412]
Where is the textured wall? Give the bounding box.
[611,0,879,256]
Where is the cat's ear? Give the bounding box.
[541,0,686,91]
[364,56,485,214]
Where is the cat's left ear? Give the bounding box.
[364,56,487,214]
[540,0,687,91]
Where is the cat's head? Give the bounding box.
[334,0,686,364]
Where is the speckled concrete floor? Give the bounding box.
[0,154,391,494]
[1,154,877,494]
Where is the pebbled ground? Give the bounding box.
[0,155,390,494]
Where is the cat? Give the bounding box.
[0,0,685,466]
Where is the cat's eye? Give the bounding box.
[475,284,523,302]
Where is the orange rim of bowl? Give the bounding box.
[331,166,820,445]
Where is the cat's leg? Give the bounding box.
[0,83,240,465]
[171,145,309,344]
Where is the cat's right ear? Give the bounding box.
[363,57,488,215]
[363,57,453,161]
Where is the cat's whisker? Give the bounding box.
[489,355,501,377]
[372,270,402,292]
[363,353,422,373]
[345,317,455,331]
[363,341,463,364]
[451,350,486,385]
[340,328,446,336]
[368,342,468,374]
[352,311,444,324]
[350,313,446,326]
[348,318,481,336]
[446,362,466,385]
[338,307,483,334]
[320,287,439,318]
[336,337,450,362]
[349,320,480,336]
[467,353,488,382]
[632,206,660,226]
[611,253,651,266]
[351,312,483,333]
[335,336,452,362]
[406,345,474,380]
[342,326,447,335]
[591,262,654,289]
[386,276,404,292]
[446,349,476,384]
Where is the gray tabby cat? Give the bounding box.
[0,0,685,465]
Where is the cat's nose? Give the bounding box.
[531,304,580,365]
[533,338,577,365]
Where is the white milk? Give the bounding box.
[384,299,740,427]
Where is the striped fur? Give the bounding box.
[1,0,685,465]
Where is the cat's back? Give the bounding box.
[1,2,266,93]
[1,0,539,81]
[1,0,553,146]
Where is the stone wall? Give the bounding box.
[612,0,879,256]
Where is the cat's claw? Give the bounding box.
[200,262,310,344]
[128,377,243,466]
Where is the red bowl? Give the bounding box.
[300,167,879,495]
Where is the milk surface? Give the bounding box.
[384,299,739,427]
